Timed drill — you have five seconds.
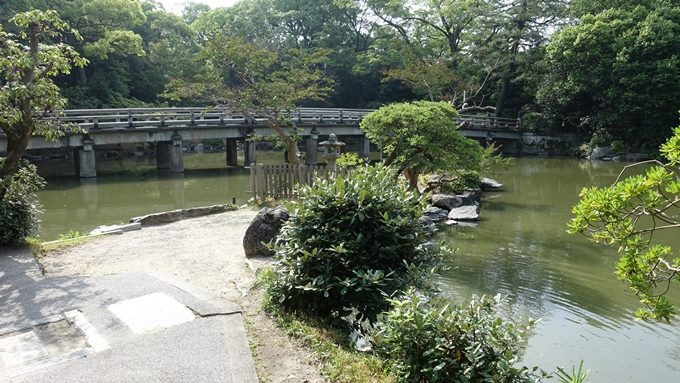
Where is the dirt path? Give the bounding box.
[39,208,325,383]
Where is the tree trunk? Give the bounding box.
[495,43,519,117]
[404,169,420,193]
[0,117,33,178]
[266,119,300,165]
[78,66,87,87]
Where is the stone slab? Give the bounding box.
[108,292,195,335]
[129,205,237,226]
[0,331,47,367]
[0,273,257,383]
[447,203,480,221]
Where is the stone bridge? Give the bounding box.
[0,107,521,177]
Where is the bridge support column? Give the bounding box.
[359,137,370,159]
[74,137,97,178]
[226,138,238,166]
[305,129,319,165]
[156,133,184,173]
[244,140,256,168]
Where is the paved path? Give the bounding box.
[0,248,258,383]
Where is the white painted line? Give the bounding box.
[107,292,195,335]
[0,331,48,367]
[64,310,110,352]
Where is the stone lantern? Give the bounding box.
[319,133,345,171]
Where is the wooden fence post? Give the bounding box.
[250,163,257,200]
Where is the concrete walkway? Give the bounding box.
[0,248,258,383]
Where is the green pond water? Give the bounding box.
[34,155,680,381]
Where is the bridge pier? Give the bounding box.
[359,137,370,159]
[305,129,319,165]
[74,137,97,178]
[156,133,184,173]
[244,140,256,168]
[226,138,239,166]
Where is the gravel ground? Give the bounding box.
[39,208,325,383]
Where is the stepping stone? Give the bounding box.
[447,203,480,221]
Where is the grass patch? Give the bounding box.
[257,269,396,383]
[27,234,99,259]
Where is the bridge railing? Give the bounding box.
[51,107,374,131]
[14,107,519,133]
[454,114,519,131]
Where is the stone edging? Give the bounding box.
[128,204,238,227]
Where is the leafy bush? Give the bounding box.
[269,164,441,321]
[374,291,544,383]
[336,152,363,168]
[0,159,45,245]
[441,171,481,194]
[610,140,625,155]
[588,129,612,148]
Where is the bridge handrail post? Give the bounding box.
[339,110,343,123]
[127,110,133,128]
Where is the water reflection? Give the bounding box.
[439,157,680,382]
[35,152,267,239]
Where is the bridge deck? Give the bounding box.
[1,107,520,151]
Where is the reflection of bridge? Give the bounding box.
[0,107,521,177]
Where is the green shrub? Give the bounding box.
[441,171,481,194]
[588,129,612,147]
[336,152,363,168]
[269,164,441,322]
[0,159,45,245]
[374,291,544,383]
[610,140,625,155]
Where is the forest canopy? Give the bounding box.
[2,0,678,150]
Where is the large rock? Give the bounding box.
[457,190,481,206]
[424,206,449,223]
[480,177,503,191]
[431,194,464,210]
[447,203,480,221]
[243,206,289,257]
[591,146,615,160]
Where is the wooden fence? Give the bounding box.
[249,163,351,200]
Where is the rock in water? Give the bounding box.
[457,190,481,206]
[243,206,289,257]
[480,177,503,191]
[424,206,449,223]
[591,146,615,160]
[431,194,464,210]
[447,203,480,221]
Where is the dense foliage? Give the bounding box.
[269,165,441,322]
[375,291,543,383]
[360,101,484,191]
[0,10,86,177]
[2,1,676,150]
[0,159,45,245]
[533,0,680,150]
[569,125,680,321]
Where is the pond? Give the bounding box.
[34,155,680,381]
[438,158,680,382]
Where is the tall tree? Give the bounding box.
[165,36,333,164]
[0,10,87,178]
[536,1,680,148]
